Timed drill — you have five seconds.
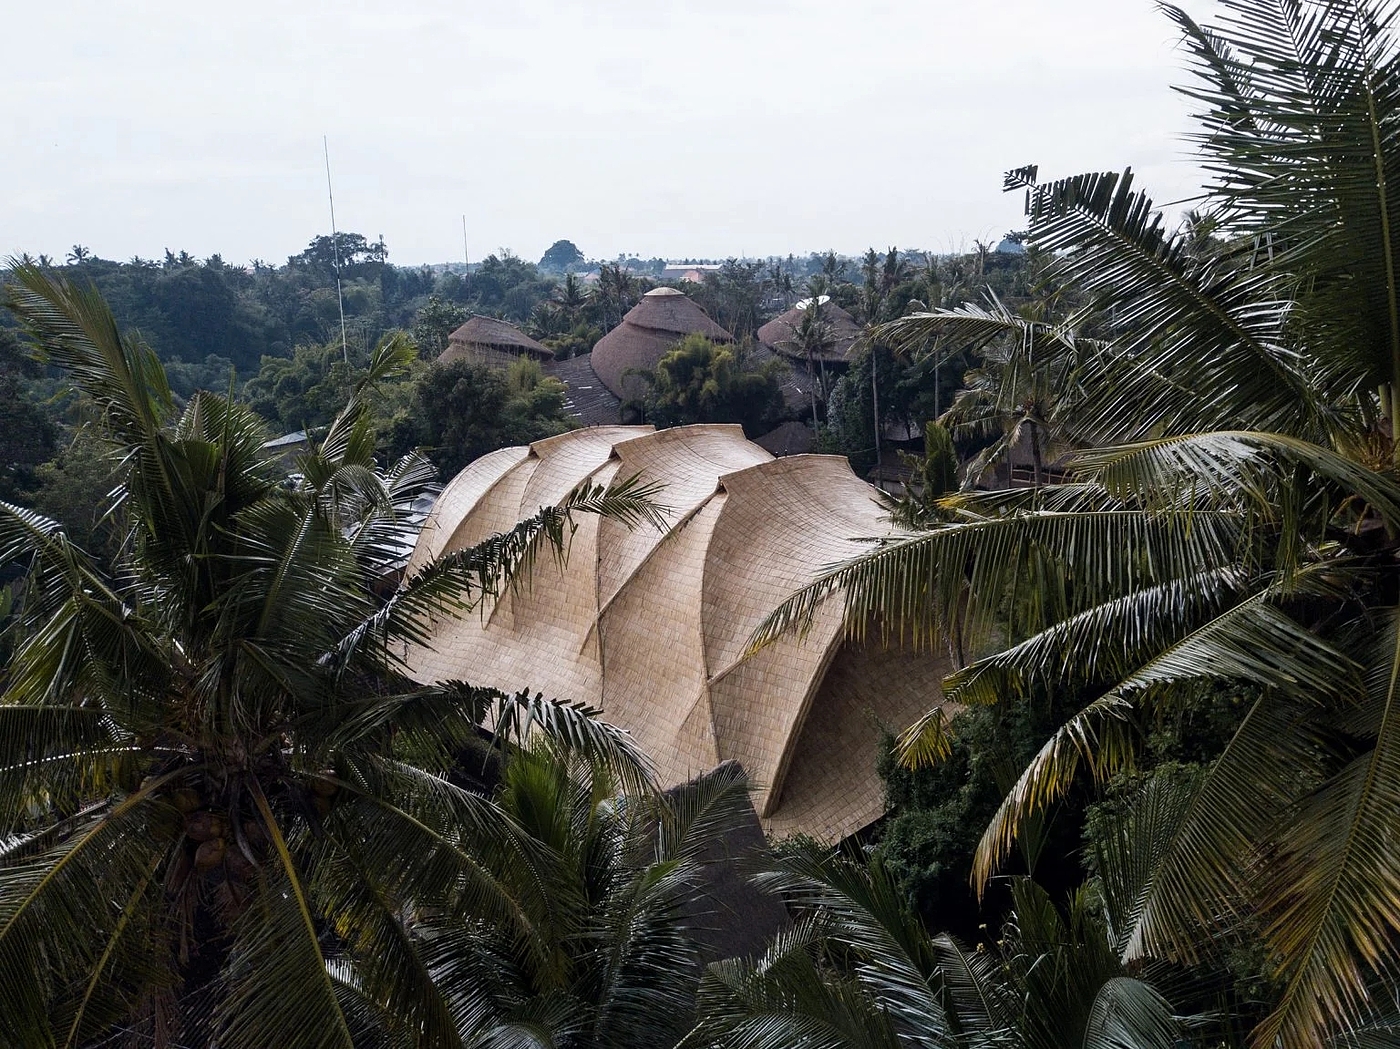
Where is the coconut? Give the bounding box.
[171,788,202,813]
[194,838,227,871]
[184,811,227,842]
[225,850,256,882]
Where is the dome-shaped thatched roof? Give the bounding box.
[442,315,553,364]
[591,288,732,401]
[757,300,864,362]
[403,424,951,840]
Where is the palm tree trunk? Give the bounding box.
[1030,421,1044,487]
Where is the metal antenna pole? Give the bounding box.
[462,215,469,269]
[323,136,348,363]
[872,349,882,478]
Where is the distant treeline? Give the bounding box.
[2,237,1030,378]
[3,236,561,384]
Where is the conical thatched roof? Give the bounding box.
[441,315,553,363]
[403,424,952,840]
[591,288,732,400]
[757,300,863,362]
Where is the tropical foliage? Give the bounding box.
[424,757,757,1049]
[638,334,787,437]
[686,841,1188,1049]
[752,2,1400,1046]
[0,263,665,1047]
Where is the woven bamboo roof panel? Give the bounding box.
[403,424,951,840]
[757,302,864,362]
[591,288,733,401]
[442,315,554,363]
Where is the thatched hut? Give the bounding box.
[590,288,732,402]
[403,424,952,841]
[757,298,864,363]
[442,316,554,368]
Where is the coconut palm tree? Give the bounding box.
[751,3,1400,1046]
[0,264,665,1048]
[911,297,1090,488]
[684,840,1187,1049]
[771,294,838,430]
[418,757,756,1049]
[554,271,592,323]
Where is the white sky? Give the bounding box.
[4,0,1219,266]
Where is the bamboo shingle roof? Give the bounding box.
[403,424,952,840]
[591,288,733,402]
[442,315,554,364]
[543,354,623,426]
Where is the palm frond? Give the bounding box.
[749,507,1244,656]
[1081,976,1181,1049]
[3,260,172,442]
[332,474,667,671]
[1013,167,1350,441]
[213,785,356,1049]
[1249,611,1400,1049]
[1165,0,1400,402]
[968,587,1357,892]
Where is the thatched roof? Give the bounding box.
[754,420,816,456]
[757,300,864,362]
[442,315,553,362]
[404,424,952,840]
[745,342,807,413]
[591,288,732,400]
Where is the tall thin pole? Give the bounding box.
[461,215,469,269]
[872,348,883,478]
[323,135,348,363]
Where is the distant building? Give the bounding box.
[543,354,624,427]
[753,420,816,457]
[660,262,723,280]
[262,429,310,461]
[441,316,554,369]
[757,298,864,365]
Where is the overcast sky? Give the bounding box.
[4,0,1220,267]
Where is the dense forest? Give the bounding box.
[0,237,1029,532]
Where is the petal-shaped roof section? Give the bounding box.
[403,424,950,840]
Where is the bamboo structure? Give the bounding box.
[404,424,952,840]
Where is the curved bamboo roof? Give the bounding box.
[442,315,554,363]
[403,424,952,840]
[591,288,732,401]
[757,300,864,362]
